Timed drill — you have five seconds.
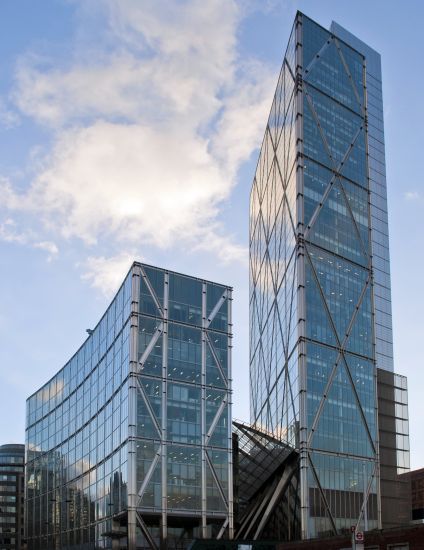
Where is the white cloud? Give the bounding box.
[0,218,27,244]
[2,121,229,247]
[3,0,276,286]
[13,1,241,129]
[211,59,276,174]
[0,216,58,260]
[81,253,135,296]
[404,191,420,201]
[14,54,146,126]
[33,241,59,261]
[0,99,19,129]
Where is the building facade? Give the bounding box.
[25,263,232,549]
[400,467,424,522]
[0,444,25,550]
[377,369,410,528]
[249,12,406,539]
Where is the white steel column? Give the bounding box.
[128,265,141,550]
[227,288,234,539]
[160,273,169,547]
[201,282,207,538]
[296,13,309,541]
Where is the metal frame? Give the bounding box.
[131,266,233,549]
[300,13,379,536]
[249,11,384,541]
[233,420,300,540]
[296,12,309,541]
[128,264,141,550]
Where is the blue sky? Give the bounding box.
[0,0,423,469]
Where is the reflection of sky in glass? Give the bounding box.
[25,263,232,547]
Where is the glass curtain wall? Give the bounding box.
[249,14,300,537]
[26,263,232,550]
[131,264,233,549]
[330,20,394,374]
[249,12,380,539]
[26,272,132,550]
[249,15,299,450]
[301,13,378,538]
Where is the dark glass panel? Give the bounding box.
[305,261,337,347]
[167,446,201,510]
[303,94,332,167]
[167,383,201,445]
[305,39,360,112]
[136,392,159,440]
[344,353,376,440]
[207,331,228,376]
[337,41,364,104]
[208,406,229,448]
[306,343,339,431]
[143,265,164,305]
[344,282,373,358]
[168,273,202,326]
[340,177,369,251]
[308,180,368,266]
[139,457,162,508]
[306,86,362,168]
[302,15,331,70]
[140,378,162,421]
[168,323,201,385]
[308,245,368,342]
[206,389,226,433]
[206,459,227,512]
[304,159,334,227]
[206,345,226,389]
[311,360,374,457]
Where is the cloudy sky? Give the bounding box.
[1,0,423,468]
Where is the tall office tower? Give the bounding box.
[249,12,404,539]
[0,444,25,550]
[26,263,232,550]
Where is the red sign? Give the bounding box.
[355,531,364,542]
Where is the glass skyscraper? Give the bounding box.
[249,12,403,539]
[25,263,232,549]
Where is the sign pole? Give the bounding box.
[351,526,356,550]
[363,462,368,532]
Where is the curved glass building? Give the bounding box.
[25,262,233,549]
[0,444,25,550]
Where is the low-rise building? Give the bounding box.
[25,262,233,549]
[400,467,424,522]
[0,444,25,550]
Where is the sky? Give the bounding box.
[0,0,423,469]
